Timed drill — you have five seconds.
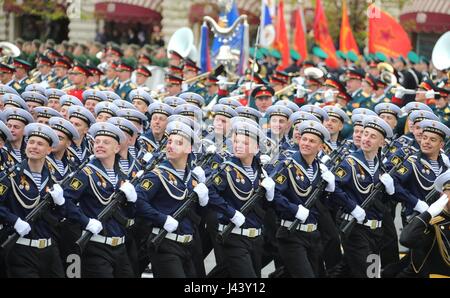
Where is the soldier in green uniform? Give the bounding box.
[344,67,370,111]
[433,87,450,128]
[11,58,32,93]
[52,58,71,89]
[0,63,16,88]
[115,61,136,101]
[101,61,118,89]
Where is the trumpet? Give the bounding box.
[184,64,225,84]
[391,87,428,95]
[274,83,296,96]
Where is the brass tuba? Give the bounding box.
[0,42,20,63]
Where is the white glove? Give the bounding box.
[192,166,206,184]
[86,218,103,235]
[14,218,31,237]
[425,89,435,100]
[49,184,65,206]
[321,170,335,192]
[163,215,179,233]
[261,177,275,201]
[142,152,153,163]
[296,86,307,98]
[295,205,310,222]
[260,154,271,165]
[230,210,245,228]
[319,163,329,173]
[427,194,448,218]
[194,183,209,207]
[379,173,395,195]
[414,200,429,213]
[120,181,137,203]
[320,155,331,165]
[323,89,335,103]
[394,86,406,98]
[351,205,366,224]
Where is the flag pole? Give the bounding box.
[246,25,261,106]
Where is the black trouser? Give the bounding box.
[220,234,263,278]
[191,225,206,277]
[205,212,229,278]
[261,208,283,270]
[81,242,134,278]
[316,200,342,273]
[380,204,399,268]
[149,237,196,278]
[342,224,383,278]
[276,227,323,278]
[54,220,81,274]
[6,243,64,278]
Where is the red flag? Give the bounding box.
[339,0,359,54]
[274,0,290,70]
[313,0,338,68]
[293,5,307,62]
[368,4,412,57]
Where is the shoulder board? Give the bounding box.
[407,156,417,163]
[429,216,445,225]
[347,157,355,166]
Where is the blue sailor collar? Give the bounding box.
[349,149,379,175]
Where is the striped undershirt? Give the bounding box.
[306,165,315,181]
[105,168,117,186]
[175,169,185,180]
[119,159,130,174]
[367,159,376,177]
[330,141,338,150]
[429,160,441,176]
[31,172,42,190]
[75,146,84,160]
[128,146,137,159]
[54,159,65,174]
[243,166,255,182]
[12,148,22,163]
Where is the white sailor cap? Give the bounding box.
[289,111,321,126]
[25,123,59,148]
[351,114,366,126]
[2,93,28,110]
[21,91,48,106]
[374,103,401,118]
[409,110,439,124]
[33,106,62,119]
[94,101,119,117]
[166,120,200,151]
[25,83,45,96]
[3,107,34,124]
[103,91,122,102]
[299,104,329,122]
[116,108,147,124]
[174,103,202,120]
[113,99,136,110]
[107,117,139,137]
[148,102,173,117]
[298,120,331,142]
[0,120,13,141]
[403,101,433,115]
[218,97,242,109]
[89,121,126,143]
[235,106,263,123]
[129,88,154,106]
[60,94,83,107]
[434,170,450,192]
[362,115,394,138]
[179,92,205,108]
[163,96,186,108]
[68,105,96,125]
[323,105,350,123]
[82,89,107,102]
[212,104,238,119]
[0,84,19,96]
[419,119,450,140]
[167,114,201,132]
[266,105,293,119]
[45,88,66,100]
[352,108,377,116]
[275,99,300,112]
[49,116,80,141]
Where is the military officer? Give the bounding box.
[0,123,65,277]
[67,105,96,167]
[3,108,34,164]
[11,59,32,93]
[115,61,136,101]
[64,122,137,277]
[52,58,71,89]
[0,63,16,87]
[135,121,208,277]
[433,87,450,127]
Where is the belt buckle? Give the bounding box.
[38,239,46,249]
[370,221,377,229]
[307,224,314,232]
[183,235,191,243]
[111,237,119,246]
[248,228,257,238]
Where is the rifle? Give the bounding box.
[149,146,219,249]
[216,158,293,243]
[75,147,167,253]
[1,155,94,250]
[340,142,415,238]
[288,148,351,232]
[322,140,351,168]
